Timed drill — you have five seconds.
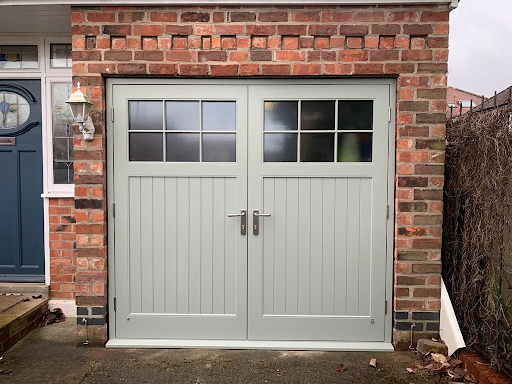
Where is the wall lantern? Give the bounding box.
[66,82,95,141]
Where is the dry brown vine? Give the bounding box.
[443,103,512,374]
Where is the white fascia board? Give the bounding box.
[0,0,457,7]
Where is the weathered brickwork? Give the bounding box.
[48,197,76,300]
[70,4,450,347]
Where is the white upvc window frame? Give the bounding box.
[44,76,74,195]
[43,38,73,197]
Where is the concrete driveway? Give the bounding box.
[0,319,446,383]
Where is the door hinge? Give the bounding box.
[112,203,115,218]
[111,107,114,122]
[388,107,392,122]
[114,297,117,311]
[385,300,388,314]
[386,205,390,219]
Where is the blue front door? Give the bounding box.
[0,80,44,282]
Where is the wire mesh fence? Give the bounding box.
[443,101,512,374]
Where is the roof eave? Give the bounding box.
[0,0,458,7]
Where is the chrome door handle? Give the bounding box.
[227,209,246,235]
[252,209,271,236]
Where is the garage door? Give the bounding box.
[109,80,393,347]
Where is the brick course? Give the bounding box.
[49,197,76,300]
[70,3,451,347]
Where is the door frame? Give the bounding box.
[106,78,396,350]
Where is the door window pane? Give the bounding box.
[166,101,200,131]
[129,101,163,130]
[166,133,200,162]
[51,82,74,184]
[337,133,372,162]
[264,133,297,162]
[301,101,335,131]
[50,44,72,68]
[203,133,236,162]
[0,91,30,129]
[0,45,38,69]
[300,133,335,162]
[129,133,163,161]
[338,101,373,131]
[53,162,74,185]
[264,101,298,131]
[202,101,236,131]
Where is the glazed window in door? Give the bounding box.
[128,100,236,162]
[0,92,30,129]
[263,100,373,162]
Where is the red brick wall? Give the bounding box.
[70,4,451,346]
[48,197,76,300]
[446,86,484,116]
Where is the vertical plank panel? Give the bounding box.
[309,178,323,315]
[334,179,348,316]
[212,178,225,314]
[164,178,178,313]
[273,178,287,315]
[140,177,154,313]
[321,178,336,315]
[176,178,190,313]
[358,178,372,316]
[152,177,166,313]
[262,178,275,315]
[285,178,299,315]
[224,178,238,314]
[128,177,142,313]
[188,177,202,314]
[297,178,311,315]
[201,178,214,314]
[346,179,361,315]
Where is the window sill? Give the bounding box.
[41,192,74,199]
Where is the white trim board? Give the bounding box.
[0,0,458,7]
[107,339,395,351]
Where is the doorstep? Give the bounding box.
[0,283,49,299]
[0,297,48,354]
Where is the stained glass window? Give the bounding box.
[0,92,30,129]
[0,45,38,69]
[51,82,74,184]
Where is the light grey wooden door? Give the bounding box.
[112,84,248,339]
[247,84,390,341]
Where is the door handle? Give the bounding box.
[252,209,271,236]
[227,209,246,235]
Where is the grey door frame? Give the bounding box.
[106,78,396,349]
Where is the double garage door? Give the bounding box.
[108,80,393,348]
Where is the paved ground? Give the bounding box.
[0,320,446,383]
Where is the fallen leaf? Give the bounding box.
[369,358,377,368]
[463,372,476,382]
[431,353,447,364]
[336,364,346,372]
[406,367,415,374]
[449,359,462,368]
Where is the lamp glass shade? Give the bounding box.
[66,87,92,123]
